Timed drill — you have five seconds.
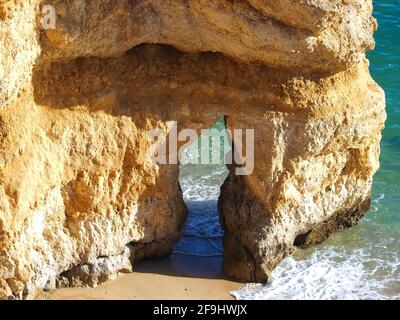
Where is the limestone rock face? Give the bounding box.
[0,0,385,298]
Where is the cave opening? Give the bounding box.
[174,116,231,259]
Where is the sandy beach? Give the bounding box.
[36,254,241,300]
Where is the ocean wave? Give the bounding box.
[180,165,228,201]
[173,200,224,256]
[232,245,400,300]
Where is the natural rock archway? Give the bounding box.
[0,0,385,299]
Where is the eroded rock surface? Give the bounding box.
[0,0,385,298]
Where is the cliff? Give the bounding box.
[0,0,385,299]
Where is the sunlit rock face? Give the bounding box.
[0,0,385,298]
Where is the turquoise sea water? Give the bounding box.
[176,0,400,300]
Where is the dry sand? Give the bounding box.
[37,254,241,300]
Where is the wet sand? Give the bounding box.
[37,254,241,300]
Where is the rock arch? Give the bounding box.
[0,0,385,299]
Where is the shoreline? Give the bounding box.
[37,254,241,300]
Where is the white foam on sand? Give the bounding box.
[232,244,400,300]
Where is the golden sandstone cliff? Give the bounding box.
[0,0,386,299]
